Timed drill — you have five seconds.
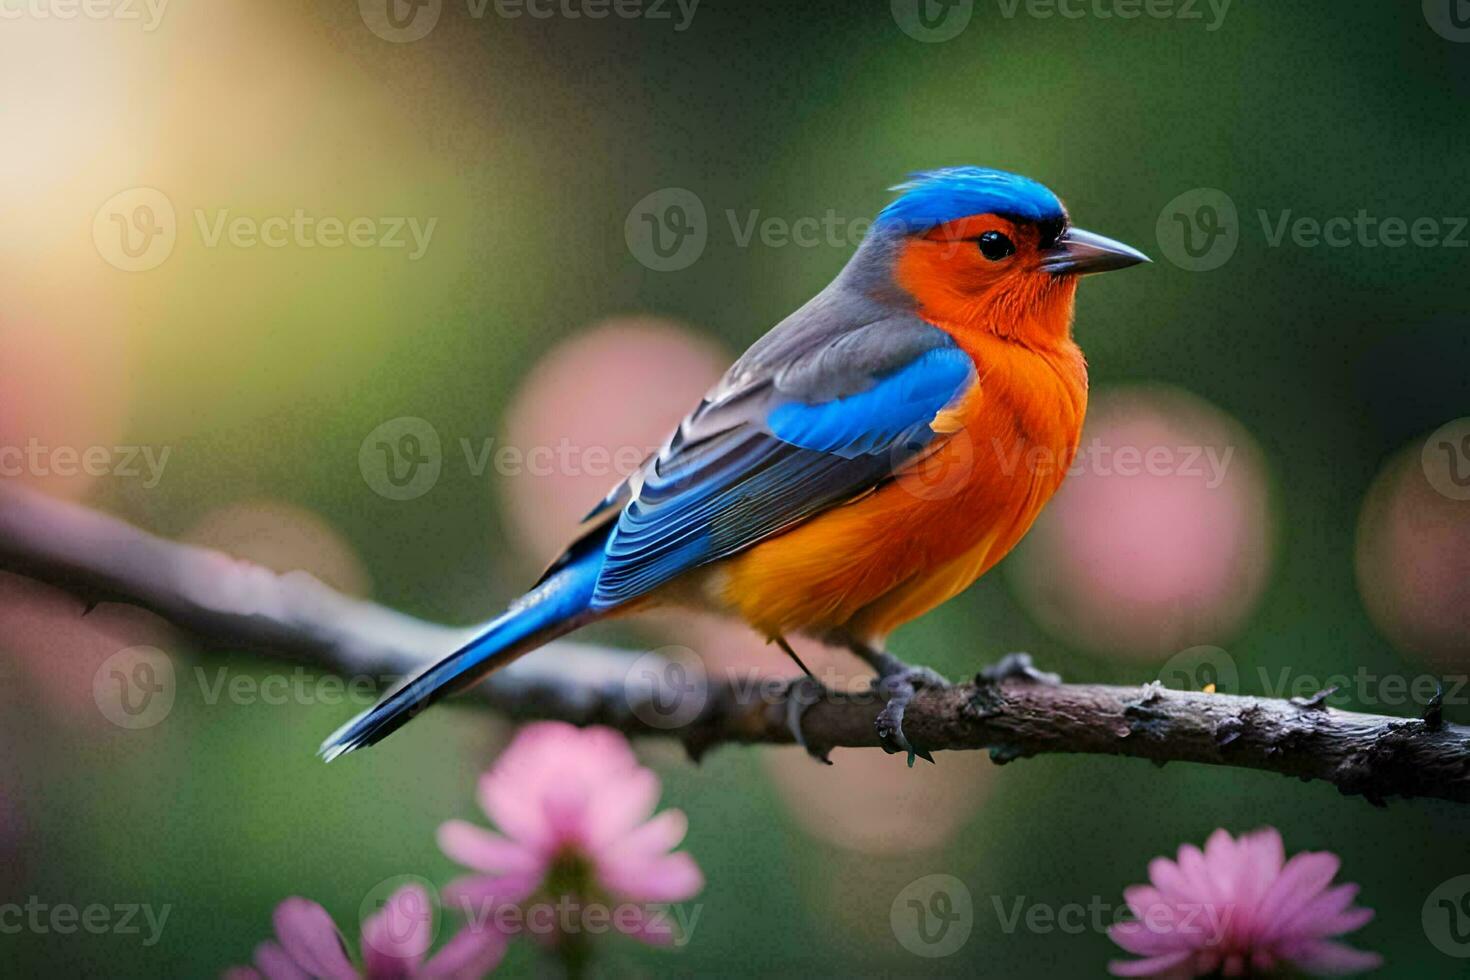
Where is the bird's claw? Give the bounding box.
[783,675,832,764]
[870,658,947,766]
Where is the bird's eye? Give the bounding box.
[976,231,1016,261]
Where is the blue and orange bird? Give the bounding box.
[321,167,1148,763]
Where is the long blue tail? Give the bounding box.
[318,546,605,761]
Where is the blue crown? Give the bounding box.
[876,167,1066,233]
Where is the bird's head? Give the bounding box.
[866,167,1148,345]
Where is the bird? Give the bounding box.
[320,166,1148,764]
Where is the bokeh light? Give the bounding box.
[499,317,729,563]
[763,745,993,855]
[0,572,170,725]
[1006,385,1274,659]
[1355,435,1470,672]
[182,499,371,598]
[0,318,134,501]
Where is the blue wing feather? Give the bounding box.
[767,347,973,457]
[588,337,976,609]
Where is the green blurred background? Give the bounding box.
[2,0,1469,976]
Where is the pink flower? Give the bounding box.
[225,885,505,980]
[437,722,703,948]
[1108,828,1382,978]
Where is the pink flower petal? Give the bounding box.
[1109,920,1185,957]
[1122,885,1167,921]
[1319,905,1375,936]
[271,898,357,980]
[599,851,704,903]
[1107,949,1194,977]
[437,820,542,876]
[360,884,435,978]
[1279,882,1374,939]
[1113,887,1197,954]
[1147,857,1193,903]
[1175,844,1219,910]
[583,768,660,850]
[572,726,641,773]
[1240,827,1284,880]
[1256,851,1341,941]
[441,871,543,918]
[251,940,312,980]
[419,924,510,980]
[473,723,648,851]
[1228,828,1285,937]
[479,771,553,852]
[499,723,637,777]
[539,781,592,845]
[599,809,688,863]
[1202,828,1240,900]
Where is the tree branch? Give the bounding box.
[2,482,1466,805]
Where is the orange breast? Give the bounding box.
[718,331,1088,643]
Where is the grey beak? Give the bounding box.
[1041,227,1151,276]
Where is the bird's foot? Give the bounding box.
[869,653,948,766]
[978,651,1060,686]
[783,675,833,764]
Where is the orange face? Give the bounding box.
[892,212,1079,346]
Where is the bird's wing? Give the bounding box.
[575,299,977,611]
